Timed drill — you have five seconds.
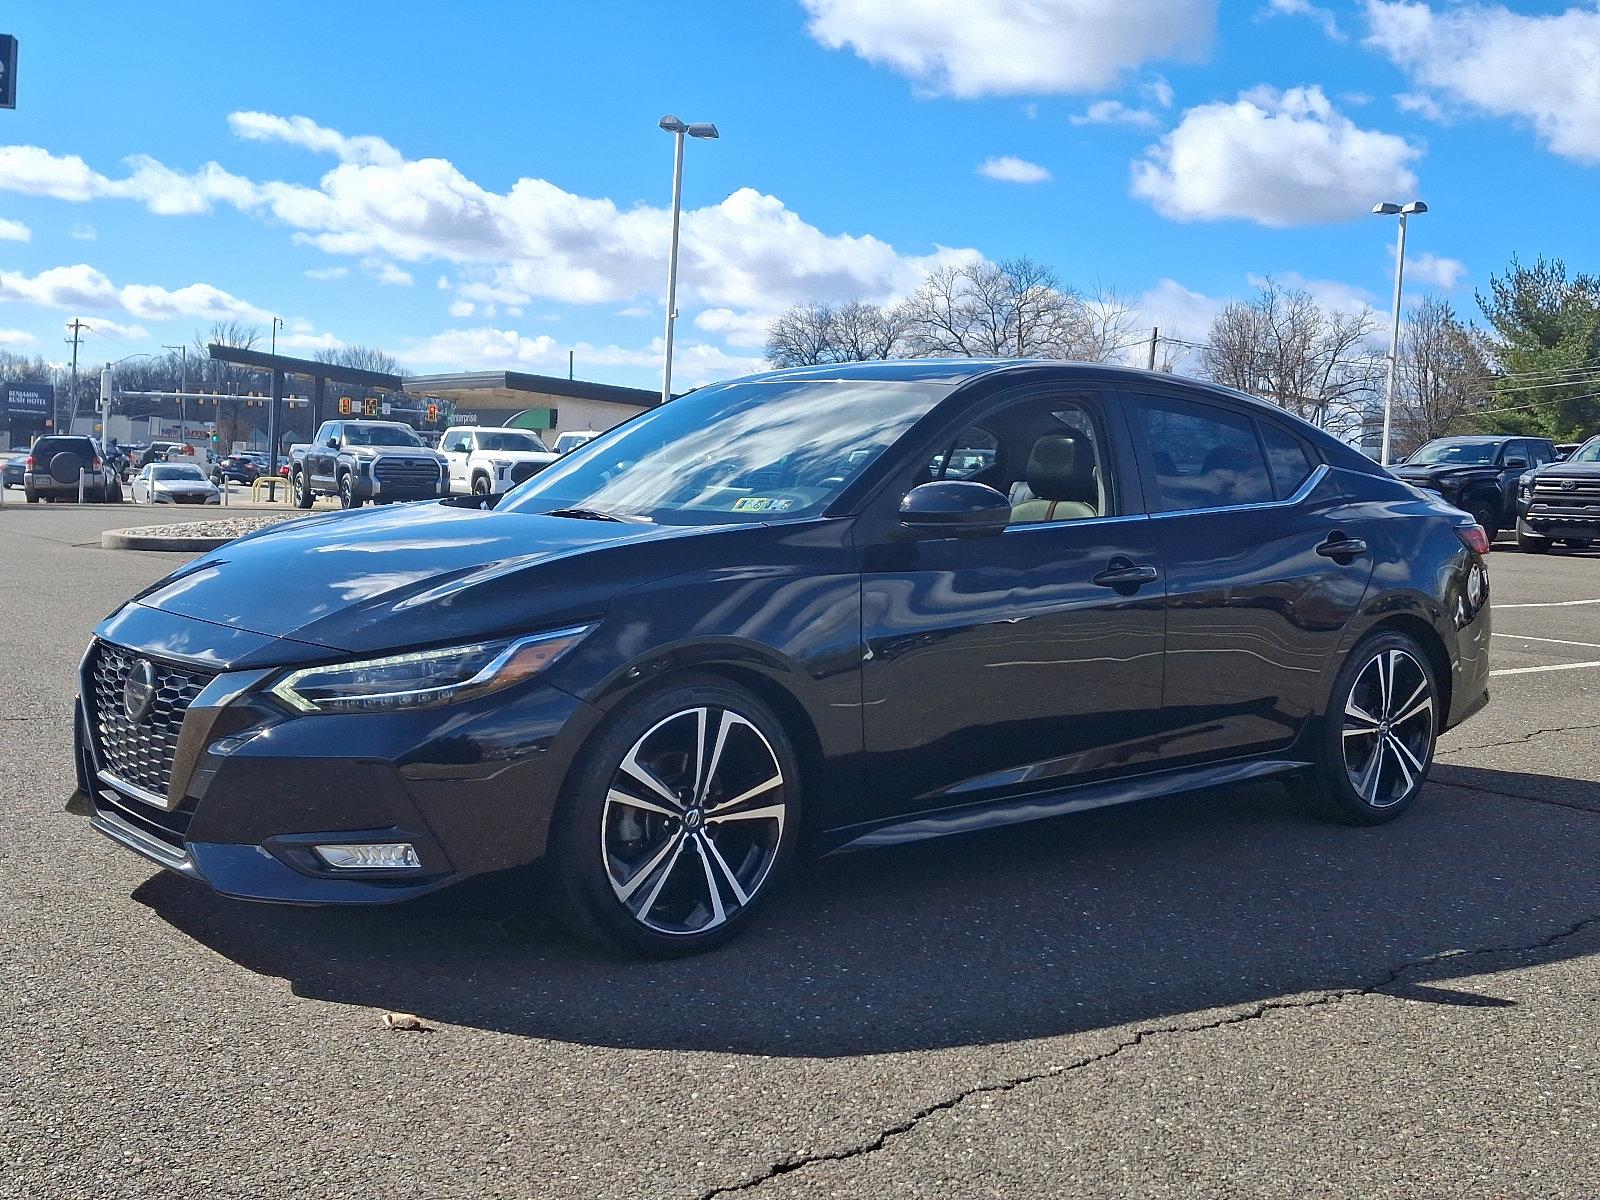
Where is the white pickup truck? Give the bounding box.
[437,426,559,496]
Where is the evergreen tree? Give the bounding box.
[1475,256,1600,441]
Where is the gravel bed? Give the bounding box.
[115,513,313,540]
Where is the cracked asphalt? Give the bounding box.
[3,504,1598,1199]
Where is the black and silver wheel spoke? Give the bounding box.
[1342,647,1435,809]
[603,705,785,936]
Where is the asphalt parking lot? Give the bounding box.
[2,504,1597,1199]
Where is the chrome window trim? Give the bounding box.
[1001,512,1152,535]
[1148,463,1329,521]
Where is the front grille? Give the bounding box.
[374,458,440,488]
[509,462,542,484]
[1532,478,1600,510]
[87,642,213,802]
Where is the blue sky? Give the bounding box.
[2,0,1598,388]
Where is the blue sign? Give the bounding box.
[2,381,53,417]
[0,37,15,110]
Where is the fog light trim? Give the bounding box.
[313,842,422,870]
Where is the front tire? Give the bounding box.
[337,471,363,509]
[1468,501,1499,546]
[1299,631,1439,825]
[547,677,800,957]
[472,473,493,497]
[295,468,314,509]
[1516,522,1552,553]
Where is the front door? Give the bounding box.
[1123,390,1374,763]
[855,387,1166,828]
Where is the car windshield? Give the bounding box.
[478,431,547,453]
[1568,438,1600,464]
[152,465,206,481]
[1407,440,1499,465]
[499,379,954,525]
[344,425,422,447]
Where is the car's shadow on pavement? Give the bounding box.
[134,767,1600,1057]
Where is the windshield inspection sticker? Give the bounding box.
[732,496,796,512]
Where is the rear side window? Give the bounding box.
[1133,396,1275,512]
[1257,420,1315,499]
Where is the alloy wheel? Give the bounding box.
[1341,648,1434,808]
[602,706,786,936]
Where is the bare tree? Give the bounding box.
[765,303,840,367]
[191,320,263,395]
[1392,295,1495,451]
[1201,277,1380,435]
[764,300,912,366]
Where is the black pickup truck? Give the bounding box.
[1391,435,1559,542]
[1516,435,1600,553]
[296,419,449,509]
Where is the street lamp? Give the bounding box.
[1373,200,1427,466]
[270,315,285,358]
[98,351,158,444]
[658,114,719,406]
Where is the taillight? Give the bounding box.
[24,455,34,468]
[91,457,102,470]
[1456,525,1491,555]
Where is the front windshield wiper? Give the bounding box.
[545,506,654,524]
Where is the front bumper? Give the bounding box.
[71,610,603,904]
[1518,502,1600,540]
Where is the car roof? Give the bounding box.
[1423,435,1513,444]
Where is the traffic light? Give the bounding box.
[426,401,439,423]
[338,396,352,416]
[364,397,379,417]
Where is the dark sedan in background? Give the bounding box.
[70,361,1491,956]
[3,451,26,490]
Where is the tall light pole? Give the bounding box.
[163,343,188,445]
[270,315,285,358]
[658,114,719,406]
[99,352,157,446]
[1373,200,1427,466]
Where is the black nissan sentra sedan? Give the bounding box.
[71,361,1491,956]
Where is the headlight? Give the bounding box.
[268,626,589,714]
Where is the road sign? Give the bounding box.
[381,400,392,417]
[0,37,17,110]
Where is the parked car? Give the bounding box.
[1391,435,1558,542]
[3,450,27,490]
[71,361,1490,957]
[23,435,121,503]
[131,462,222,506]
[1516,434,1600,552]
[211,454,262,485]
[552,430,599,456]
[295,420,448,509]
[1555,443,1583,462]
[139,441,188,466]
[438,425,559,496]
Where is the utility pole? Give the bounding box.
[1146,327,1159,371]
[64,319,89,432]
[163,344,188,446]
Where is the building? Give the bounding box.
[402,371,661,439]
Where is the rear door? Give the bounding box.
[855,385,1167,826]
[440,430,472,492]
[1123,389,1374,764]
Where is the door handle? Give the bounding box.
[1317,533,1368,561]
[1092,560,1159,590]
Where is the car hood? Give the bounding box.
[481,450,559,464]
[132,501,715,655]
[1391,463,1488,485]
[1534,461,1600,480]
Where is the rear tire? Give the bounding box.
[546,676,800,957]
[24,489,38,504]
[1516,522,1552,553]
[1298,631,1439,826]
[1468,502,1499,546]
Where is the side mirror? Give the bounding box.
[1504,456,1528,470]
[325,437,340,449]
[899,481,1011,538]
[1391,455,1408,465]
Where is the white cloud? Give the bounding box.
[1070,100,1162,129]
[1131,86,1421,226]
[0,217,29,241]
[799,0,1216,98]
[1395,248,1467,290]
[360,257,414,287]
[1137,277,1226,347]
[1364,1,1600,163]
[0,263,270,325]
[1141,75,1176,109]
[304,265,349,280]
[447,299,476,318]
[276,330,346,353]
[1248,271,1377,318]
[1394,91,1447,122]
[68,222,97,241]
[0,144,258,215]
[227,111,403,167]
[1261,0,1346,41]
[976,155,1053,183]
[693,307,773,348]
[77,317,150,342]
[0,328,37,348]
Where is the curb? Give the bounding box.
[101,528,234,552]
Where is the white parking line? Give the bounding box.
[1491,660,1600,677]
[1497,597,1600,609]
[1491,633,1600,651]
